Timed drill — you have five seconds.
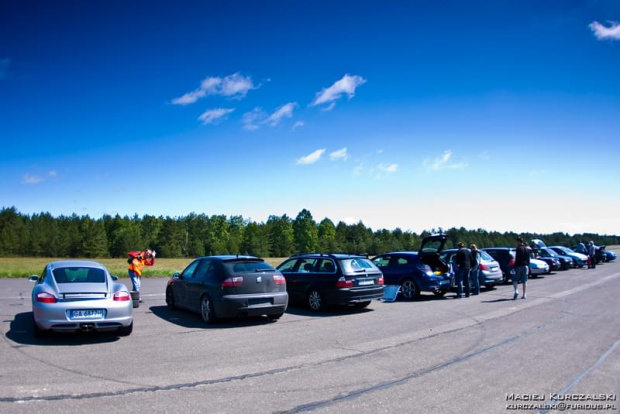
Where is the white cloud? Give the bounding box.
[353,164,364,176]
[22,173,44,185]
[292,121,305,131]
[242,107,266,130]
[296,149,326,165]
[172,73,258,105]
[479,150,490,161]
[421,150,468,171]
[310,74,366,109]
[48,170,58,178]
[198,108,235,125]
[0,58,9,80]
[378,163,398,173]
[265,102,297,126]
[329,147,349,161]
[589,21,620,40]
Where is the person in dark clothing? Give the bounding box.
[587,241,596,269]
[513,237,531,299]
[454,242,472,298]
[469,244,481,295]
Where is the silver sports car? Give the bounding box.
[29,260,133,337]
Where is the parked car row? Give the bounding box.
[572,243,617,263]
[29,238,613,335]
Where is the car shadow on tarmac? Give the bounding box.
[5,312,121,346]
[149,305,282,329]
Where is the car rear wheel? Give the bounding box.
[200,295,217,324]
[484,284,495,290]
[307,289,324,311]
[400,279,419,300]
[118,321,133,336]
[165,287,175,310]
[354,301,371,308]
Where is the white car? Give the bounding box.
[529,258,549,277]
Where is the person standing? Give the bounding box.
[469,244,481,295]
[455,242,472,298]
[588,241,596,269]
[127,249,156,302]
[513,237,530,300]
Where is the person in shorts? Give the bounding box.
[513,237,530,300]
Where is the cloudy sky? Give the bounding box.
[1,0,619,235]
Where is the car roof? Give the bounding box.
[290,253,368,259]
[198,255,263,262]
[47,260,107,270]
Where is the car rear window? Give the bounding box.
[479,251,493,261]
[225,261,275,273]
[339,258,378,273]
[53,267,106,284]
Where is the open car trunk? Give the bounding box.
[419,234,450,274]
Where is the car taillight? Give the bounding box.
[508,258,515,266]
[222,276,244,288]
[378,276,384,285]
[35,292,57,303]
[113,291,131,301]
[479,264,489,271]
[336,276,353,288]
[273,274,286,285]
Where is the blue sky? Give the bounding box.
[1,0,620,235]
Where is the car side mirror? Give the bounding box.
[111,275,119,281]
[173,272,182,279]
[28,275,39,283]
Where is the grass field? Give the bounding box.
[0,257,289,278]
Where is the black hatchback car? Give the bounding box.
[481,248,516,284]
[371,234,452,299]
[166,256,288,323]
[276,253,384,311]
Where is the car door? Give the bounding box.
[175,259,200,309]
[372,255,402,285]
[278,259,305,301]
[186,259,213,312]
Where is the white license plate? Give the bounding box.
[358,280,374,286]
[71,309,104,319]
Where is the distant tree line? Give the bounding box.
[0,206,618,258]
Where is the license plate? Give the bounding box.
[358,280,374,286]
[70,309,104,319]
[491,266,499,271]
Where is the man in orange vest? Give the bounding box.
[127,249,156,302]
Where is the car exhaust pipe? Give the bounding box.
[80,323,95,332]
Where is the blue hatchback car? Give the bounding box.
[371,235,452,299]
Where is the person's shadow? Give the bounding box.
[5,312,121,346]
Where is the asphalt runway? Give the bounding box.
[1,261,619,413]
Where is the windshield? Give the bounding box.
[543,248,558,257]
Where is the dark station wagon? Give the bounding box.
[276,253,384,311]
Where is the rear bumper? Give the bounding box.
[325,286,384,305]
[479,270,502,285]
[218,292,289,317]
[32,299,133,331]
